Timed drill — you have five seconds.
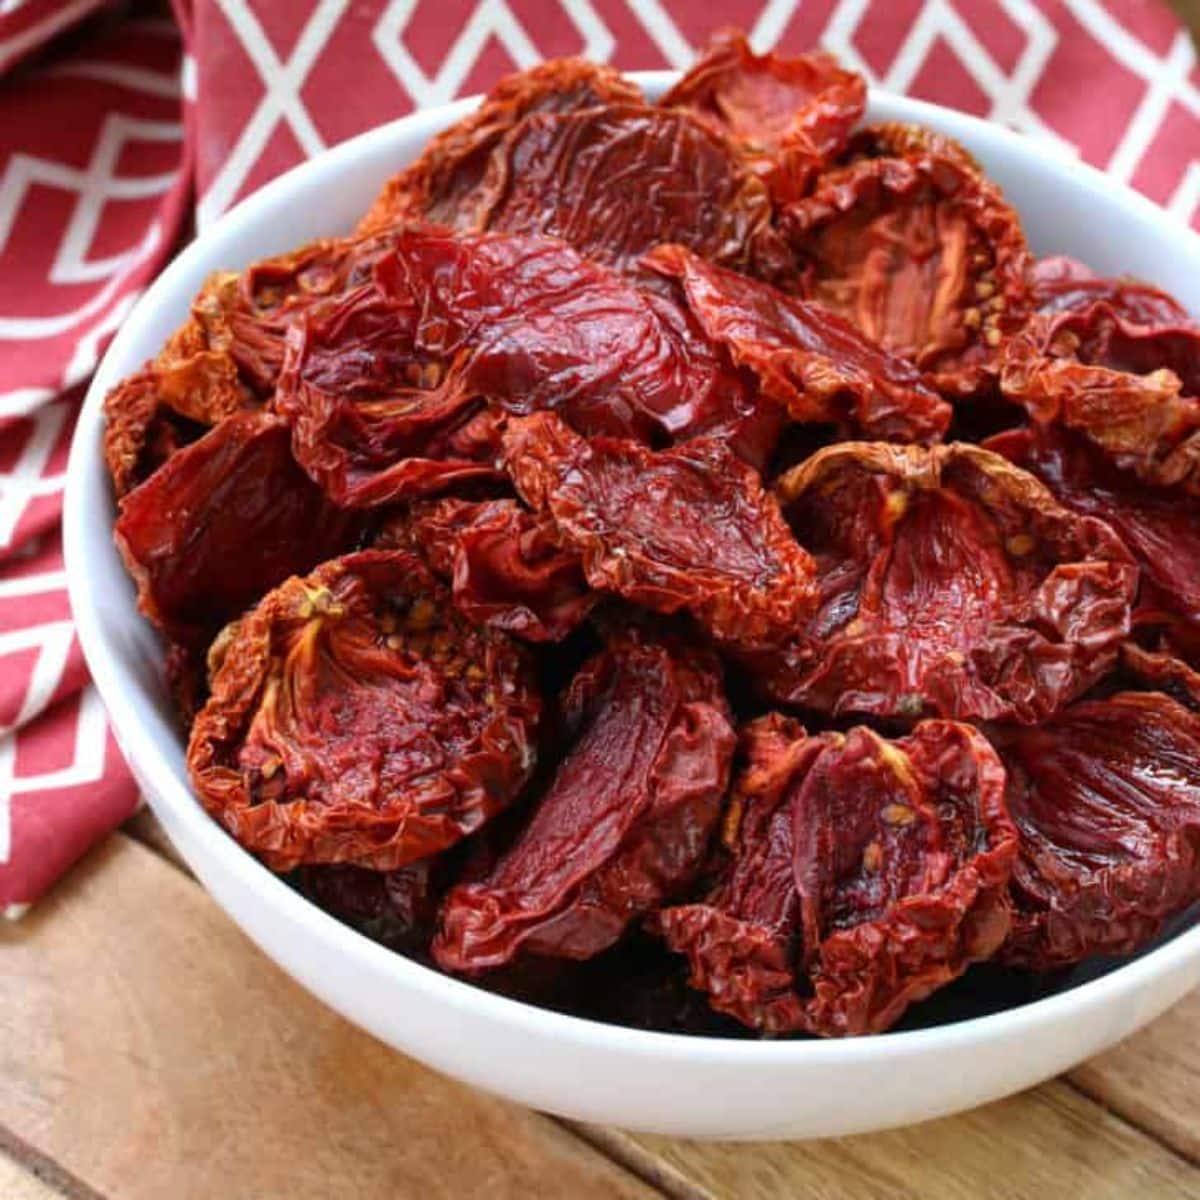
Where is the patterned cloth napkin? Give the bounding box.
[0,0,1196,916]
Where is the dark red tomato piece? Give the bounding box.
[291,859,443,954]
[114,411,358,645]
[991,691,1200,969]
[643,243,951,444]
[369,227,761,453]
[845,122,982,175]
[661,31,865,204]
[274,284,502,507]
[763,441,1136,722]
[783,149,1030,396]
[433,632,735,971]
[986,425,1200,632]
[380,497,596,642]
[504,412,816,650]
[357,58,644,234]
[103,233,398,496]
[468,104,790,280]
[659,716,1016,1036]
[1030,255,1196,333]
[187,550,541,872]
[1001,272,1200,489]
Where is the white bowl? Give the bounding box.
[65,72,1200,1140]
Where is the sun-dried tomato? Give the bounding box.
[290,859,445,955]
[114,411,358,645]
[103,346,249,497]
[380,497,596,642]
[433,632,734,971]
[358,58,644,234]
[465,103,791,279]
[187,549,540,872]
[273,285,502,507]
[783,147,1031,395]
[659,30,865,204]
[844,122,981,175]
[103,234,400,495]
[760,441,1136,722]
[1030,255,1196,332]
[987,425,1200,632]
[504,412,815,650]
[1001,271,1200,490]
[1118,641,1200,709]
[643,243,951,444]
[991,691,1200,969]
[366,227,764,455]
[659,716,1016,1035]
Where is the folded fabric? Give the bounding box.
[0,0,1196,916]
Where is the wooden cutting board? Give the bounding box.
[2,819,1200,1200]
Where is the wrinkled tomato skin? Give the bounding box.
[103,232,401,494]
[661,31,865,204]
[783,149,1030,396]
[761,441,1136,723]
[504,412,816,650]
[187,550,541,872]
[433,632,735,971]
[379,497,596,642]
[644,243,951,444]
[274,284,502,508]
[991,691,1200,969]
[659,717,1017,1036]
[987,425,1200,633]
[358,58,644,233]
[114,411,359,645]
[468,104,791,280]
[369,227,758,452]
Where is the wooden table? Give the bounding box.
[3,810,1200,1199]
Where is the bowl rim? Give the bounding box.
[64,69,1200,1067]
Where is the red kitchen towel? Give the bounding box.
[0,0,1197,916]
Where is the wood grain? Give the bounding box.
[577,1083,1200,1200]
[0,834,657,1200]
[1071,990,1200,1166]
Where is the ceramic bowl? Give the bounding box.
[64,72,1200,1139]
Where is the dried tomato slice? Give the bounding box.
[1030,255,1196,331]
[273,285,502,507]
[380,497,596,642]
[762,441,1136,722]
[659,716,1016,1036]
[987,425,1200,631]
[643,243,951,444]
[783,148,1031,395]
[1001,271,1200,490]
[433,632,734,971]
[187,549,541,872]
[661,31,865,204]
[504,412,816,650]
[366,227,760,452]
[103,234,397,495]
[357,58,644,234]
[991,691,1200,969]
[291,859,445,955]
[466,103,790,279]
[114,411,358,645]
[845,122,982,175]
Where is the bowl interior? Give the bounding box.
[67,73,1200,1046]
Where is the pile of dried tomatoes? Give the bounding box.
[107,33,1200,1037]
